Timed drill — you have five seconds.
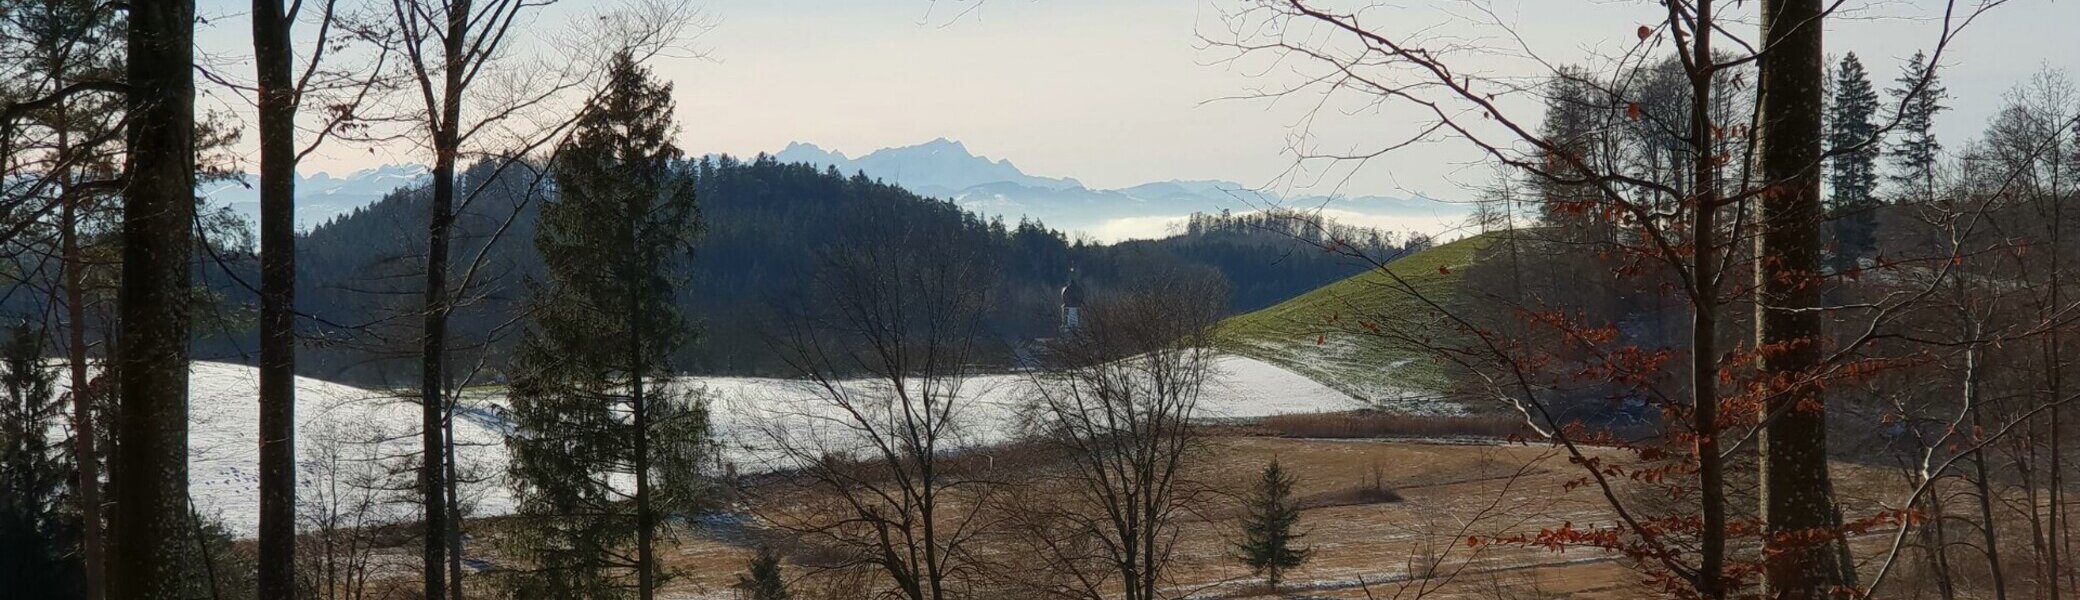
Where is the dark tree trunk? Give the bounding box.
[1756,0,1854,596]
[420,3,471,596]
[633,327,654,600]
[420,146,455,600]
[110,0,197,597]
[446,413,465,600]
[61,143,105,600]
[252,1,300,597]
[1687,4,1724,598]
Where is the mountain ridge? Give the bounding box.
[767,138,1471,240]
[203,140,1472,242]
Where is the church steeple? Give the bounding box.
[1060,267,1085,333]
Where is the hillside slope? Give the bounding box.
[284,156,1417,383]
[1216,234,1492,414]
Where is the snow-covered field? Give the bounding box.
[174,355,1362,536]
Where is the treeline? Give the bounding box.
[270,155,1426,384]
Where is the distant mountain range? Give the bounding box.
[201,164,429,232]
[771,138,1471,241]
[201,139,1472,242]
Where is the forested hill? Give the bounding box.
[264,154,1427,385]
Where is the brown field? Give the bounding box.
[335,421,1999,600]
[599,434,1917,600]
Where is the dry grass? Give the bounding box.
[1259,410,1529,440]
[345,435,1969,599]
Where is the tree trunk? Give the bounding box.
[1686,3,1725,597]
[420,144,455,600]
[60,128,105,600]
[420,3,471,596]
[1964,339,2007,600]
[633,324,654,600]
[446,413,465,600]
[1756,0,1854,596]
[252,1,300,597]
[110,0,197,596]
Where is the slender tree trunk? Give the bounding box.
[110,0,197,596]
[252,1,300,597]
[1756,0,1854,596]
[446,411,465,600]
[1964,337,2008,600]
[46,38,105,597]
[2047,143,2066,598]
[1687,3,1725,597]
[1922,480,1959,600]
[420,3,470,595]
[633,322,654,600]
[420,147,455,600]
[60,132,105,600]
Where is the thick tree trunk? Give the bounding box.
[110,0,197,597]
[1756,0,1854,596]
[252,1,300,598]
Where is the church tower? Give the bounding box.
[1060,267,1085,333]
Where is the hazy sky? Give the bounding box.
[197,0,2080,200]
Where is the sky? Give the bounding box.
[195,0,2080,201]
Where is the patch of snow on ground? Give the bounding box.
[183,354,1362,535]
[1200,355,1371,417]
[182,362,513,537]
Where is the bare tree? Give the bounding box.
[295,420,408,600]
[244,1,394,595]
[747,204,1003,600]
[1002,268,1225,600]
[1207,1,2011,596]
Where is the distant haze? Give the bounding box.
[194,0,2080,204]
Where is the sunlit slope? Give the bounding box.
[1215,234,1492,414]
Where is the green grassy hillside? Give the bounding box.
[1215,234,1491,414]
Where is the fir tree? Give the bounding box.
[505,51,713,600]
[1888,51,1949,202]
[1234,459,1310,590]
[1533,66,1610,242]
[737,546,790,600]
[0,324,84,598]
[1827,53,1882,271]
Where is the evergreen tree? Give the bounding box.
[1533,66,1610,241]
[737,546,790,600]
[1234,459,1310,589]
[1887,51,1949,202]
[1827,53,1882,271]
[505,52,712,600]
[0,324,84,598]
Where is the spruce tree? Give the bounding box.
[1887,51,1948,202]
[506,52,711,600]
[1827,53,1882,271]
[737,546,790,600]
[1534,66,1609,242]
[1234,459,1310,590]
[0,324,84,598]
